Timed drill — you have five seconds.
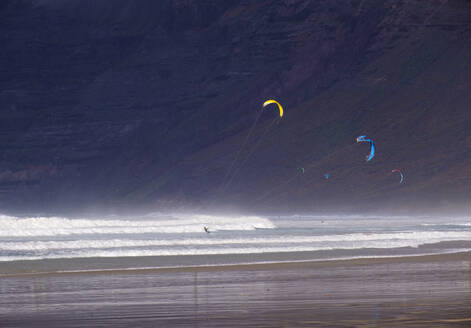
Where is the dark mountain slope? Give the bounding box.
[0,0,470,214]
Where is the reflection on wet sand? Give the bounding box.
[1,254,470,327]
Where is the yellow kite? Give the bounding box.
[263,99,283,117]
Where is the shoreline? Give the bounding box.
[2,249,471,278]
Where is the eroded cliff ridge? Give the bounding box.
[1,0,471,213]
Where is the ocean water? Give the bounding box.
[0,213,471,269]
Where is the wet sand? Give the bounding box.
[1,252,470,327]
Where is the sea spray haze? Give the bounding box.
[0,1,471,213]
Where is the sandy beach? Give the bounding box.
[1,252,470,327]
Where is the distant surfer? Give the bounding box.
[204,226,210,233]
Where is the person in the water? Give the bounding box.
[204,226,210,233]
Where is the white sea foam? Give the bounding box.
[421,222,471,227]
[1,231,471,251]
[1,240,470,262]
[1,213,471,263]
[0,214,275,237]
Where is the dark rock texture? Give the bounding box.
[1,0,471,214]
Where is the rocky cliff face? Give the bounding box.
[1,0,471,214]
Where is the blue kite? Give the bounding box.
[356,135,375,162]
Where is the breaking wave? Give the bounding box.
[1,213,471,263]
[0,214,275,237]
